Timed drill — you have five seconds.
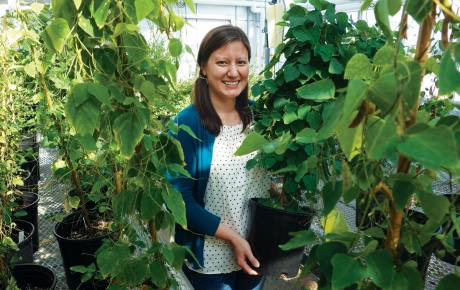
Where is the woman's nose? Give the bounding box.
[228,63,238,76]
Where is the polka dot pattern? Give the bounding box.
[192,122,270,274]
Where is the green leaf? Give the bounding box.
[398,61,423,109]
[162,187,187,229]
[331,254,368,289]
[93,0,110,28]
[279,230,316,251]
[374,45,396,67]
[97,241,132,277]
[436,273,460,290]
[328,57,344,75]
[321,181,343,216]
[344,53,374,80]
[78,16,95,37]
[398,125,459,171]
[112,190,136,222]
[140,80,156,103]
[419,191,450,223]
[375,0,394,44]
[367,117,399,160]
[407,0,432,24]
[168,38,182,57]
[284,65,300,83]
[123,32,149,66]
[140,187,163,221]
[316,241,348,282]
[365,249,396,289]
[113,112,146,159]
[234,132,268,156]
[64,95,101,136]
[439,43,460,96]
[335,112,363,160]
[297,79,335,100]
[88,83,112,109]
[342,80,368,123]
[392,173,416,211]
[296,128,317,144]
[149,260,168,287]
[73,83,90,107]
[368,72,398,114]
[43,18,70,54]
[115,259,148,285]
[388,0,402,16]
[135,0,155,22]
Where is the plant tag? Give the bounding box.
[19,231,25,243]
[82,217,88,230]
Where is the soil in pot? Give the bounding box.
[248,198,315,278]
[53,210,114,290]
[13,191,40,253]
[4,220,35,266]
[11,263,57,290]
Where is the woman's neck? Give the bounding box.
[212,99,241,126]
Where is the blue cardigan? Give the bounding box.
[167,102,255,269]
[167,104,220,268]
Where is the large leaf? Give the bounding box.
[367,72,398,114]
[140,187,163,221]
[162,186,187,229]
[419,191,450,223]
[392,173,416,211]
[407,0,433,24]
[123,32,149,66]
[374,0,394,44]
[279,230,316,251]
[97,241,132,277]
[64,94,101,137]
[436,273,460,290]
[321,181,343,216]
[367,117,399,160]
[331,254,368,289]
[135,0,155,22]
[316,241,348,282]
[344,53,374,80]
[295,128,317,144]
[93,0,111,28]
[342,80,368,124]
[43,18,70,54]
[297,79,335,100]
[366,249,408,290]
[234,132,268,156]
[335,112,363,160]
[168,38,183,57]
[439,43,460,96]
[398,125,459,171]
[112,112,146,159]
[114,259,148,286]
[398,61,423,110]
[149,260,168,287]
[112,190,136,222]
[321,209,351,235]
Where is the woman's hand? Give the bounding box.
[214,223,260,275]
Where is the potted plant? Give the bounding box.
[278,0,460,288]
[32,0,195,288]
[235,0,357,278]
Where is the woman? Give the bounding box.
[168,25,270,290]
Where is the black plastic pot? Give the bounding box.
[54,210,113,290]
[18,158,40,193]
[11,263,57,290]
[248,198,315,277]
[4,220,35,266]
[13,191,40,252]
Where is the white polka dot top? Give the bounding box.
[190,122,270,274]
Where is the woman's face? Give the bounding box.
[201,40,249,103]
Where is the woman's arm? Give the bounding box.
[214,223,260,275]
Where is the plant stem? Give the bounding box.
[16,7,94,237]
[385,2,436,257]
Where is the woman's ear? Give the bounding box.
[200,67,207,77]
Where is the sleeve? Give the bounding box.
[167,110,221,236]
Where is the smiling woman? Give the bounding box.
[168,25,272,290]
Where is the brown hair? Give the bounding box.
[194,25,252,136]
